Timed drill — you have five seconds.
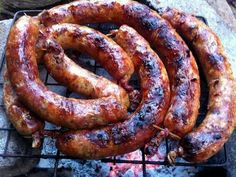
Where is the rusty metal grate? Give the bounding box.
[0,6,228,177]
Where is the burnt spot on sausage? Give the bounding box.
[87,130,110,147]
[122,2,148,18]
[191,78,198,82]
[175,81,189,98]
[213,79,219,88]
[140,16,160,31]
[45,40,62,55]
[60,99,75,116]
[157,25,180,49]
[39,10,52,25]
[142,58,155,70]
[172,106,187,125]
[147,86,165,101]
[164,35,179,49]
[173,56,185,68]
[122,4,160,31]
[213,133,222,140]
[71,28,82,39]
[53,54,63,65]
[141,57,161,78]
[181,134,201,155]
[61,133,75,143]
[112,126,135,145]
[111,100,159,145]
[186,49,191,58]
[93,35,107,50]
[208,53,224,68]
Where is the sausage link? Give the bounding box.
[162,8,236,162]
[40,23,134,88]
[6,16,128,130]
[42,24,130,108]
[3,68,44,136]
[56,25,170,159]
[38,0,200,137]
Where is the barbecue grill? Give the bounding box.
[0,5,229,177]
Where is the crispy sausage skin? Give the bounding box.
[162,8,236,162]
[6,16,128,130]
[38,0,200,137]
[56,25,170,159]
[42,24,130,108]
[3,68,44,136]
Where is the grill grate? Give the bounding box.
[0,7,228,177]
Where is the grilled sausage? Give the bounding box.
[40,23,134,90]
[38,0,200,137]
[56,25,170,159]
[162,8,236,162]
[3,68,44,136]
[42,24,130,108]
[6,16,128,130]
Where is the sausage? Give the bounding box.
[38,0,200,137]
[56,25,170,159]
[39,23,134,90]
[42,24,130,108]
[6,16,128,130]
[162,8,236,162]
[3,68,44,136]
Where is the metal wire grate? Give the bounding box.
[0,7,228,177]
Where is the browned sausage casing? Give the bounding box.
[162,8,236,162]
[38,0,200,137]
[3,68,44,136]
[6,16,128,130]
[56,25,170,159]
[42,24,130,108]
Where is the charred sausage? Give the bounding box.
[162,8,236,162]
[56,25,170,159]
[6,16,128,130]
[38,0,200,137]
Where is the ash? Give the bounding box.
[36,135,199,177]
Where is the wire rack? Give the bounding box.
[0,5,228,177]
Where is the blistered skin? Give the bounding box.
[6,16,128,130]
[42,24,130,108]
[38,0,200,137]
[3,69,44,136]
[162,8,236,162]
[56,26,170,159]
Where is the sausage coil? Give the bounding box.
[56,25,170,159]
[6,16,128,130]
[38,0,201,137]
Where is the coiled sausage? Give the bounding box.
[56,25,170,159]
[6,16,128,130]
[38,0,200,137]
